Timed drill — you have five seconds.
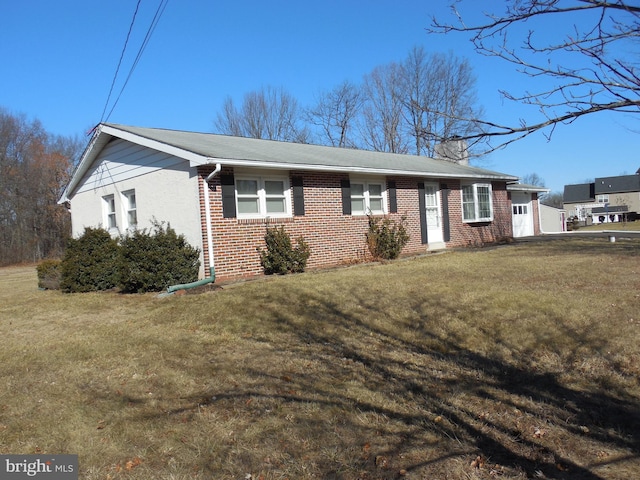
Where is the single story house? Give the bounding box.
[60,124,526,282]
[563,171,640,224]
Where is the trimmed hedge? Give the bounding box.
[58,223,200,293]
[118,223,200,293]
[36,259,62,290]
[60,227,120,293]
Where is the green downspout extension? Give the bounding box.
[166,265,216,294]
[164,161,221,296]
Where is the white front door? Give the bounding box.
[511,192,534,237]
[424,182,444,244]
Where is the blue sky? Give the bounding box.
[1,1,637,194]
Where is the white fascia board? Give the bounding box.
[203,158,518,181]
[100,125,209,166]
[58,124,210,203]
[58,126,108,203]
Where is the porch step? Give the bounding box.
[427,242,447,251]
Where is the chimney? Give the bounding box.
[435,137,469,166]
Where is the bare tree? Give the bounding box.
[400,47,484,156]
[520,172,546,187]
[306,81,363,148]
[359,63,408,153]
[214,86,309,143]
[430,0,640,148]
[0,108,81,265]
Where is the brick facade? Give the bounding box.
[198,166,513,282]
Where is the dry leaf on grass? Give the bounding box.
[471,455,485,469]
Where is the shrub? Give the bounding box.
[60,227,120,293]
[366,215,409,260]
[258,226,311,275]
[36,259,62,290]
[118,222,200,293]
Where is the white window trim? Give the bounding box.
[103,194,117,231]
[461,183,493,223]
[235,175,292,219]
[350,178,387,216]
[122,190,137,230]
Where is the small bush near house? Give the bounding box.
[118,222,200,293]
[36,259,62,290]
[366,215,410,260]
[60,227,120,293]
[259,226,311,275]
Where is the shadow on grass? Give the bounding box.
[144,280,640,479]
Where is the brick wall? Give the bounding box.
[446,180,513,247]
[198,167,513,281]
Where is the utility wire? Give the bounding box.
[100,0,142,123]
[103,0,169,123]
[100,0,169,124]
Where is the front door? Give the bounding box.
[424,182,444,244]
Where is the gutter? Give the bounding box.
[163,162,221,295]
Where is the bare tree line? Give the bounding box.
[215,47,485,158]
[0,109,83,266]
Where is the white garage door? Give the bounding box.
[512,192,534,237]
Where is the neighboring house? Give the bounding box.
[563,172,640,224]
[507,183,549,237]
[60,124,522,282]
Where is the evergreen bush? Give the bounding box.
[36,259,62,290]
[258,226,311,275]
[60,227,120,293]
[366,215,410,260]
[118,222,200,293]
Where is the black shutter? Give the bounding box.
[388,180,397,213]
[440,183,451,242]
[292,176,305,216]
[417,182,428,244]
[341,179,351,215]
[221,174,236,218]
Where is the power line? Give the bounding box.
[100,0,142,123]
[100,0,170,124]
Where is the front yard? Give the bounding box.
[0,238,638,479]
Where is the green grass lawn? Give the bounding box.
[1,238,639,479]
[578,220,640,231]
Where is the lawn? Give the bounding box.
[578,220,640,232]
[0,238,639,480]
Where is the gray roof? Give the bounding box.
[61,123,518,202]
[110,124,516,178]
[594,175,640,194]
[563,183,595,203]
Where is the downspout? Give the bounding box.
[165,163,221,294]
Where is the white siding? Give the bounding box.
[69,140,204,274]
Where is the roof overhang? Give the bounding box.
[58,124,212,203]
[205,157,517,181]
[59,123,518,203]
[507,183,550,193]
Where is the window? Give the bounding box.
[597,194,609,204]
[122,190,137,228]
[513,205,528,215]
[350,180,385,215]
[236,176,290,218]
[103,195,116,230]
[462,183,493,222]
